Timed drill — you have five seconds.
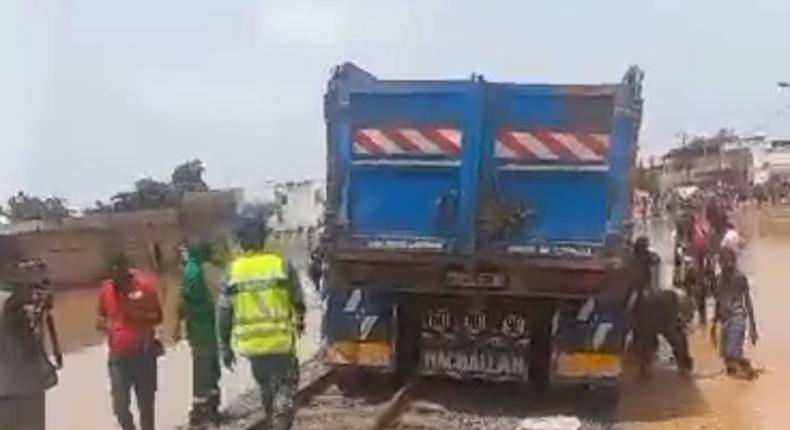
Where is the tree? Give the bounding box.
[171,159,208,196]
[85,159,211,213]
[84,200,115,215]
[110,178,178,212]
[6,191,71,221]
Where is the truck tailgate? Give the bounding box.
[325,64,642,259]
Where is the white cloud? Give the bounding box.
[255,1,409,49]
[257,1,348,48]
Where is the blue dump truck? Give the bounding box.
[321,63,644,386]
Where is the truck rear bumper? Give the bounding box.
[322,287,626,383]
[326,340,393,369]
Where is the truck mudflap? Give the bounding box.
[551,296,628,382]
[324,288,395,369]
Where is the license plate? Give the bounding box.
[445,271,506,288]
[420,348,528,380]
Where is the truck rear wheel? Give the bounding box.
[394,300,420,384]
[528,304,553,391]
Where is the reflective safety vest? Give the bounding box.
[228,253,296,356]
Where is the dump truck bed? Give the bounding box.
[324,63,643,273]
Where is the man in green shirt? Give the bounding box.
[174,242,221,427]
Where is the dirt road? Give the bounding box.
[45,237,321,430]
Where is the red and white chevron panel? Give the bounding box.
[354,127,463,157]
[496,129,609,163]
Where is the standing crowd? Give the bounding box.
[97,205,306,430]
[629,185,759,380]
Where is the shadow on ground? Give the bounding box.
[616,366,710,424]
[404,378,620,428]
[396,363,710,429]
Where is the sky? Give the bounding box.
[2,0,790,208]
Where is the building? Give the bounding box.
[660,134,753,192]
[245,180,325,232]
[762,140,790,181]
[273,180,324,231]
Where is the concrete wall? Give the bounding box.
[180,189,240,242]
[61,209,183,274]
[7,228,112,288]
[0,187,318,286]
[101,210,183,273]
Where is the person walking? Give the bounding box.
[690,209,713,325]
[628,237,694,377]
[720,220,746,255]
[97,253,163,430]
[308,248,324,294]
[173,242,221,427]
[712,247,759,379]
[217,207,306,430]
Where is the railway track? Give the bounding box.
[218,356,618,430]
[289,369,412,430]
[290,372,618,430]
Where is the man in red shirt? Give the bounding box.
[97,253,163,430]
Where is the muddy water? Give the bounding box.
[45,239,321,430]
[619,207,790,430]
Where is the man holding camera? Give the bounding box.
[0,278,60,430]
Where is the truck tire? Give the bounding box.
[394,300,420,384]
[528,304,553,392]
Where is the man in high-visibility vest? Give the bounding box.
[217,207,305,430]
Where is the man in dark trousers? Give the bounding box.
[97,253,164,430]
[174,242,222,426]
[628,236,694,377]
[308,248,324,294]
[218,207,305,430]
[712,247,759,379]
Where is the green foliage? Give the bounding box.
[5,192,71,221]
[87,159,210,213]
[171,159,208,195]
